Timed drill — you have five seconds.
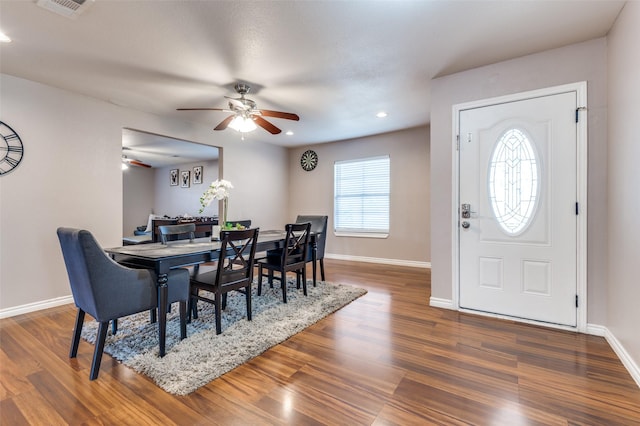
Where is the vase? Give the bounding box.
[222,197,228,229]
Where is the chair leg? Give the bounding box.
[90,321,109,380]
[214,293,223,335]
[189,289,199,321]
[302,268,308,296]
[245,285,252,321]
[111,319,117,335]
[320,258,325,281]
[281,271,288,304]
[179,301,187,340]
[222,293,228,310]
[70,309,85,358]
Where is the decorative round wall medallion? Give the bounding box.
[300,149,318,171]
[0,121,24,176]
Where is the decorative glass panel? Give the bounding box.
[488,128,539,235]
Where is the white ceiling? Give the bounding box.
[0,0,625,148]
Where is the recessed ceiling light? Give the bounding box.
[0,32,11,43]
[286,131,294,136]
[376,111,388,118]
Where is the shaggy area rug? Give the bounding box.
[81,279,366,395]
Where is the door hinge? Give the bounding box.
[575,107,587,123]
[576,295,579,308]
[575,202,579,215]
[456,134,460,151]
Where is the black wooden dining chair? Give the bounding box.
[158,223,205,276]
[56,227,190,380]
[158,223,196,244]
[189,228,259,334]
[296,215,328,283]
[256,222,311,303]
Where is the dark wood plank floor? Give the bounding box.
[1,259,639,425]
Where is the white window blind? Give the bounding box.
[334,156,390,235]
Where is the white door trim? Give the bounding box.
[451,82,588,332]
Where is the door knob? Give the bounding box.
[461,221,470,229]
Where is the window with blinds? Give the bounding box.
[334,156,390,236]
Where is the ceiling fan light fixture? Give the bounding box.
[228,114,257,133]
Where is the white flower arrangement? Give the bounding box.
[199,179,233,225]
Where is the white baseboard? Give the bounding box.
[601,326,640,388]
[0,295,73,319]
[325,253,430,269]
[429,297,455,310]
[426,300,640,389]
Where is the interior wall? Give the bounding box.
[606,1,640,369]
[430,38,608,324]
[123,166,155,235]
[0,74,289,312]
[287,126,430,264]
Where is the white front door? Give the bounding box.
[458,90,579,326]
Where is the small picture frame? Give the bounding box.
[193,166,203,184]
[170,169,179,186]
[181,170,190,188]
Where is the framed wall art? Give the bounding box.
[181,170,190,188]
[193,166,203,184]
[170,169,179,186]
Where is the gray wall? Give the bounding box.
[123,165,155,235]
[430,38,608,324]
[606,1,640,370]
[288,126,430,264]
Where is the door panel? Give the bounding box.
[459,92,577,326]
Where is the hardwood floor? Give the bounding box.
[1,259,639,425]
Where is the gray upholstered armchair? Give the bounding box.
[57,227,190,380]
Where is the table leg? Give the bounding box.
[157,273,168,357]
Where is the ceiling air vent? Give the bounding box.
[36,0,93,19]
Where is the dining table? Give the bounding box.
[105,229,318,357]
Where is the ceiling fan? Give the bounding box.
[177,83,299,135]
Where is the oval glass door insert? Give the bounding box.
[488,128,539,235]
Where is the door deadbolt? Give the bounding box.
[461,203,471,219]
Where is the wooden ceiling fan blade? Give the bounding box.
[254,116,281,134]
[129,160,151,168]
[259,110,300,121]
[214,115,236,131]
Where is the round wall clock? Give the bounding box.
[0,121,24,176]
[300,149,318,171]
